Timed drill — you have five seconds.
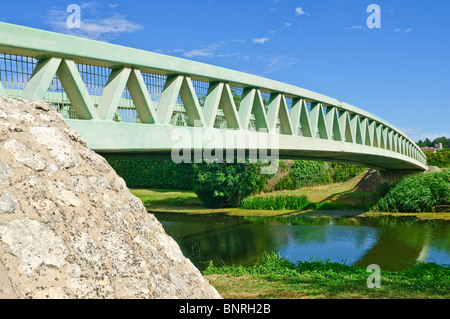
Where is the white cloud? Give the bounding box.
[108,3,119,9]
[295,7,310,16]
[45,5,143,42]
[395,28,413,33]
[260,55,300,75]
[183,42,225,58]
[345,25,364,30]
[284,22,292,28]
[252,37,270,44]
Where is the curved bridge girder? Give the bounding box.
[0,22,427,171]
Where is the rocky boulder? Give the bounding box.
[0,97,221,299]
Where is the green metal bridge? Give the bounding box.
[0,22,427,171]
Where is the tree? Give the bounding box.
[192,161,268,208]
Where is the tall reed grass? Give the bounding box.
[240,195,311,210]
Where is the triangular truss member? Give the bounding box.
[374,123,383,148]
[326,107,342,141]
[238,88,269,132]
[350,114,363,145]
[266,93,294,135]
[386,129,393,151]
[393,133,399,153]
[203,82,241,129]
[158,75,205,127]
[22,57,101,120]
[56,59,99,120]
[372,123,379,148]
[22,57,62,101]
[21,57,161,122]
[97,68,132,121]
[291,98,312,137]
[338,111,353,143]
[126,69,159,124]
[359,118,373,147]
[382,127,389,150]
[310,102,328,139]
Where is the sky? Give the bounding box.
[1,0,449,143]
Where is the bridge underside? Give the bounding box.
[67,120,427,171]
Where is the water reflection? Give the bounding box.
[153,212,450,271]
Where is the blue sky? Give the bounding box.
[1,0,449,142]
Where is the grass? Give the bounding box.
[245,172,379,211]
[203,252,450,299]
[130,188,202,207]
[130,174,450,220]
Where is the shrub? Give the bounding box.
[192,161,268,208]
[373,170,450,212]
[289,160,332,188]
[274,160,367,191]
[107,159,194,189]
[426,151,450,168]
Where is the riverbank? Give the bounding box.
[130,186,450,299]
[130,182,450,221]
[202,252,450,299]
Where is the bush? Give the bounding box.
[274,160,367,190]
[290,160,332,188]
[330,163,367,183]
[192,161,268,208]
[373,170,450,212]
[426,151,450,168]
[107,159,194,189]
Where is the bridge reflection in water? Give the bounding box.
[153,213,450,271]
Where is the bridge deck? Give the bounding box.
[0,22,427,171]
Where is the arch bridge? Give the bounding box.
[0,23,427,171]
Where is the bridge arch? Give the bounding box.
[0,22,427,171]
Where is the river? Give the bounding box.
[152,212,450,271]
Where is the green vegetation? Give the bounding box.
[417,136,450,148]
[203,252,450,299]
[274,161,366,190]
[416,136,450,168]
[192,161,269,208]
[374,170,450,213]
[107,159,193,189]
[240,195,367,211]
[427,151,450,168]
[241,195,311,210]
[129,189,201,207]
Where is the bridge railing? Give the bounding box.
[0,22,427,168]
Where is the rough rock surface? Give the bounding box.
[0,97,221,299]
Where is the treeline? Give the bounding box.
[108,159,366,191]
[417,136,450,148]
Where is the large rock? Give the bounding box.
[0,97,221,299]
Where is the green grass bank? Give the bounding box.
[203,252,450,299]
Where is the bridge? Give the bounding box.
[0,22,427,171]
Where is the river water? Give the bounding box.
[152,212,450,271]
